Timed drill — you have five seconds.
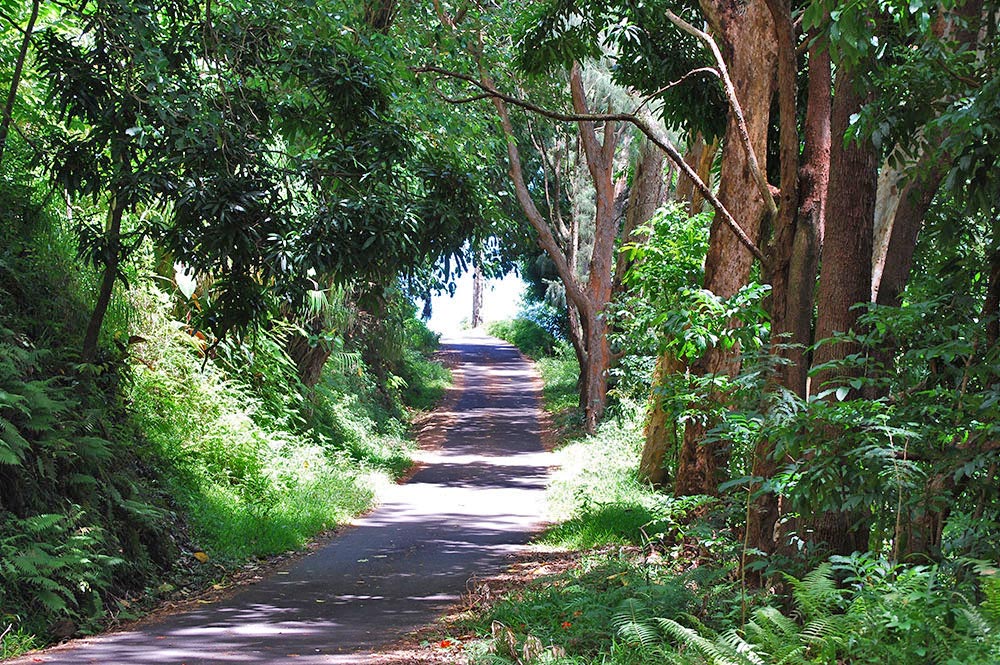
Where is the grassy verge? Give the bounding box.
[448,410,746,665]
[444,363,1000,664]
[0,252,447,657]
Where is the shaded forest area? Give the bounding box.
[2,0,1000,661]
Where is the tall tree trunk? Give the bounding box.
[82,195,125,362]
[581,302,611,432]
[571,62,622,433]
[286,332,333,387]
[488,62,623,433]
[674,133,704,207]
[746,27,831,559]
[874,0,982,307]
[874,161,942,307]
[807,65,879,555]
[673,0,776,497]
[0,0,40,167]
[471,259,484,327]
[674,134,718,215]
[614,137,665,300]
[639,351,683,486]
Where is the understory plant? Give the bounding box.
[614,556,1000,665]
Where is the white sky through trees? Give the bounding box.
[426,271,525,335]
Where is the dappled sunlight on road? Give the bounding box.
[13,331,549,665]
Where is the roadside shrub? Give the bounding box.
[127,285,379,560]
[487,317,556,358]
[637,557,1000,665]
[468,554,695,664]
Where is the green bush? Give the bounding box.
[0,193,177,649]
[487,317,557,359]
[308,367,415,479]
[396,348,451,411]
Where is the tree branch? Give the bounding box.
[665,10,778,219]
[414,65,768,265]
[0,0,40,167]
[569,61,611,192]
[489,91,592,315]
[632,67,720,114]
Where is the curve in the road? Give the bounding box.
[11,332,550,665]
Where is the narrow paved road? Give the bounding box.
[14,332,550,664]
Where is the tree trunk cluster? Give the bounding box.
[636,0,990,564]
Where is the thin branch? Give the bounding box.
[631,67,720,114]
[0,0,40,167]
[490,92,591,314]
[665,10,778,218]
[414,65,768,265]
[0,7,27,36]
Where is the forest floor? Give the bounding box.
[6,331,553,665]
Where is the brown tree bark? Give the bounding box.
[639,351,683,487]
[673,0,776,497]
[674,134,718,215]
[874,162,942,307]
[614,136,665,300]
[286,332,333,388]
[489,62,624,433]
[471,259,484,327]
[806,65,879,556]
[746,0,823,560]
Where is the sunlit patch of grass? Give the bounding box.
[542,415,655,547]
[464,551,693,664]
[399,349,451,411]
[536,347,579,414]
[0,622,40,660]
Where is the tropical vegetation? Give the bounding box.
[2,0,1000,661]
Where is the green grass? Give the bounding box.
[125,285,419,561]
[465,552,694,664]
[543,415,656,548]
[536,346,581,416]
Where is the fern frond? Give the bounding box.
[982,576,1000,624]
[656,617,744,665]
[717,629,766,665]
[612,598,659,649]
[786,563,843,621]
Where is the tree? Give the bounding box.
[0,0,39,167]
[36,0,202,361]
[669,0,777,497]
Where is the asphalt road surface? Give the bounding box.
[12,331,550,664]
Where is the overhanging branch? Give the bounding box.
[413,65,768,265]
[665,10,778,219]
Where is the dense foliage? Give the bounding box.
[3,0,1000,661]
[0,0,476,651]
